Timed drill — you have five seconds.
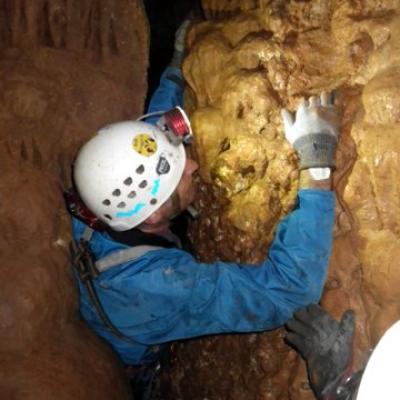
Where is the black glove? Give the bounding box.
[285,304,355,399]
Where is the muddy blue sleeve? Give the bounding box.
[129,189,335,344]
[145,66,184,125]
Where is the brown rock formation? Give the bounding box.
[0,1,148,398]
[2,0,400,399]
[165,1,400,399]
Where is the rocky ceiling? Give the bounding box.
[1,0,400,399]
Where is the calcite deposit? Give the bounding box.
[164,1,400,399]
[0,1,148,399]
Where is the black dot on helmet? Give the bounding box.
[117,202,126,208]
[112,189,121,196]
[102,199,111,206]
[128,191,136,199]
[104,214,112,220]
[139,180,147,188]
[136,165,145,174]
[150,198,157,205]
[124,177,133,186]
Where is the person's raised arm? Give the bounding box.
[145,17,192,123]
[133,92,342,345]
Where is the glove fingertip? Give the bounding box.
[285,319,296,331]
[299,97,308,109]
[281,109,293,125]
[284,331,300,348]
[284,331,294,342]
[284,333,310,359]
[320,91,329,106]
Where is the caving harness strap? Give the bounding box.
[70,226,163,343]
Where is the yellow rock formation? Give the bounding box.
[171,1,400,398]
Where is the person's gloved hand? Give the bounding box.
[281,92,341,171]
[170,18,192,69]
[285,304,355,400]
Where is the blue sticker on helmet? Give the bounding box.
[116,203,145,218]
[151,179,160,196]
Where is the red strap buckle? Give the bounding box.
[64,187,104,230]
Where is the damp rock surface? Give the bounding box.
[0,1,148,399]
[165,1,400,399]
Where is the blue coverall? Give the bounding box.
[72,66,335,366]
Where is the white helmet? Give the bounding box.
[356,320,400,399]
[74,119,186,231]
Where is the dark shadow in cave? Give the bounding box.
[143,0,201,108]
[143,0,202,251]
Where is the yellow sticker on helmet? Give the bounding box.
[132,134,157,157]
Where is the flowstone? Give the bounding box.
[165,1,400,399]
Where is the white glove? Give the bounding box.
[281,92,339,144]
[281,92,340,174]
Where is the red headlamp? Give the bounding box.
[156,106,193,146]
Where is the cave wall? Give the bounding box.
[165,1,400,399]
[2,1,400,399]
[0,1,149,398]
